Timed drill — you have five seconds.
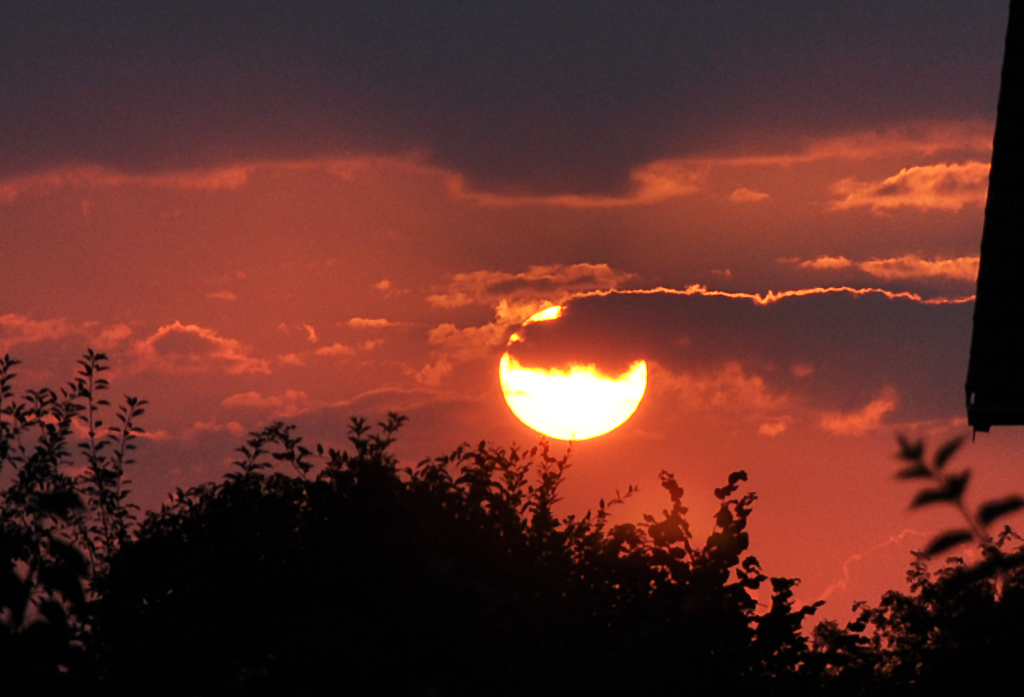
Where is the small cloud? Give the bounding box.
[94,323,133,349]
[729,188,770,203]
[427,292,474,309]
[758,417,793,437]
[712,269,732,278]
[830,161,989,212]
[348,317,395,329]
[0,313,76,350]
[858,254,978,281]
[278,353,306,366]
[315,342,355,357]
[221,391,277,408]
[132,321,271,375]
[138,428,174,441]
[821,388,898,435]
[427,322,507,360]
[798,256,853,270]
[375,279,391,292]
[662,362,786,413]
[183,419,246,440]
[207,291,237,301]
[221,390,311,418]
[361,340,384,351]
[303,323,318,343]
[414,358,453,386]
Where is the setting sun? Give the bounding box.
[499,353,647,440]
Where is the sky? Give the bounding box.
[2,0,1023,623]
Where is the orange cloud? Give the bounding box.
[94,323,134,349]
[278,353,307,366]
[758,417,793,437]
[427,263,632,310]
[857,255,979,281]
[348,317,396,329]
[660,362,787,414]
[314,343,355,357]
[0,314,137,354]
[221,389,311,418]
[830,161,990,212]
[207,291,238,301]
[820,388,898,435]
[427,322,507,361]
[132,321,271,375]
[798,256,853,270]
[729,188,770,203]
[413,358,454,387]
[0,313,77,351]
[418,264,637,385]
[789,254,979,282]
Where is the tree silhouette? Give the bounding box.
[808,438,1024,695]
[88,413,828,695]
[0,351,143,685]
[25,351,1016,695]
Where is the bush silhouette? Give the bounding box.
[807,438,1024,695]
[1,351,143,686]
[90,415,826,695]
[0,351,831,694]
[19,350,1024,695]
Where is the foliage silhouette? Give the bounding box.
[0,351,144,685]
[808,437,1024,695]
[91,414,828,695]
[811,531,1024,695]
[896,435,1024,558]
[19,351,1024,695]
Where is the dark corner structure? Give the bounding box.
[967,0,1024,432]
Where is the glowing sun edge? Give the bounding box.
[499,305,647,440]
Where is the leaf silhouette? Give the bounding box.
[933,436,965,470]
[923,530,973,558]
[977,496,1024,526]
[911,485,958,508]
[897,435,924,461]
[895,462,930,479]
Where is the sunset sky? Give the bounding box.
[3,1,1022,622]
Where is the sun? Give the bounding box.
[498,306,647,440]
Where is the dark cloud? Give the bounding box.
[507,290,973,419]
[1,1,1007,195]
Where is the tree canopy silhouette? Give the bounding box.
[4,350,1023,695]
